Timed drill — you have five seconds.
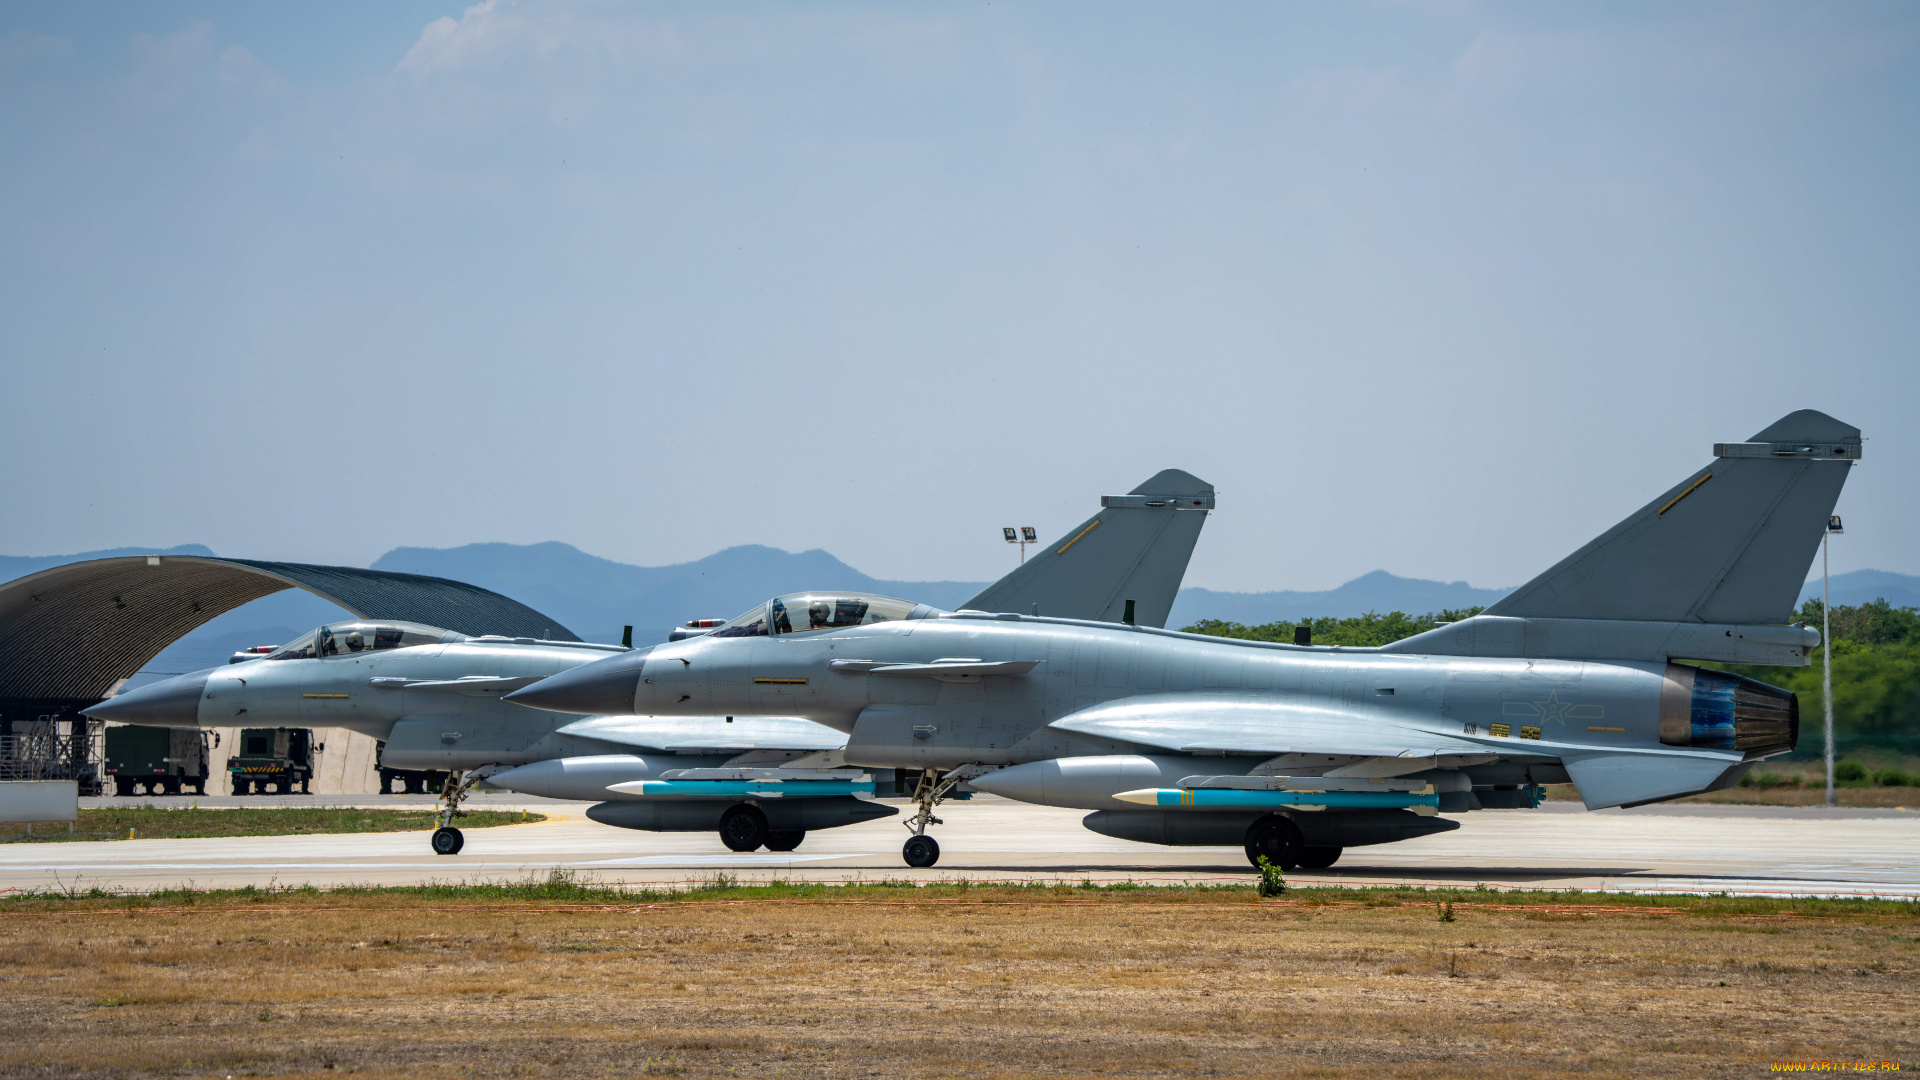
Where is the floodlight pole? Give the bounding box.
[1005,529,1035,564]
[1822,525,1835,808]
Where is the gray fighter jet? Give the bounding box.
[85,470,1216,855]
[509,411,1858,870]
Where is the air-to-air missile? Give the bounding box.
[85,470,1217,857]
[508,410,1858,871]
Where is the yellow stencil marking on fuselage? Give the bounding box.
[1656,472,1712,516]
[1055,518,1102,555]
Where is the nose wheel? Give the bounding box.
[431,826,465,855]
[902,834,940,868]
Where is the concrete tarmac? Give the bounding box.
[3,794,1916,899]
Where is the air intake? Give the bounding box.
[1660,664,1797,758]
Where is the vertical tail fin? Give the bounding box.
[1485,410,1860,624]
[961,469,1214,627]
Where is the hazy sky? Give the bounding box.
[3,1,1915,592]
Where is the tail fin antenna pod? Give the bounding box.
[961,469,1215,628]
[1484,410,1860,625]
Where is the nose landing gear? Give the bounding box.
[900,768,965,868]
[429,767,498,856]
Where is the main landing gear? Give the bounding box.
[717,804,807,853]
[1243,814,1342,871]
[901,768,965,868]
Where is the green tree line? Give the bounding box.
[1183,608,1486,647]
[1184,599,1919,757]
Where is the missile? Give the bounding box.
[605,778,876,798]
[1112,787,1440,811]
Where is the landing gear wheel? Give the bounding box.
[902,834,941,868]
[764,830,805,852]
[431,827,465,855]
[1295,846,1342,870]
[719,804,769,852]
[1244,815,1304,871]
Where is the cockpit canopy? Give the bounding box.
[708,593,926,638]
[266,621,465,660]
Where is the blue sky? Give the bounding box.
[2,1,1914,591]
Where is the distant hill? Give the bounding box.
[370,544,1520,642]
[0,544,215,582]
[1799,569,1920,611]
[1166,571,1511,628]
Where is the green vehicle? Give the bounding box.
[103,724,210,797]
[229,727,314,795]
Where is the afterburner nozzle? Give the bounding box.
[505,648,650,715]
[81,669,213,727]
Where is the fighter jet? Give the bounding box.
[86,470,1216,856]
[509,411,1858,870]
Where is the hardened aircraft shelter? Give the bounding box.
[0,554,576,786]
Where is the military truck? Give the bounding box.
[103,724,210,797]
[374,740,447,795]
[228,727,315,795]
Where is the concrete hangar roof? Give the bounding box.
[0,555,578,708]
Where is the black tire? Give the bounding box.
[404,776,424,795]
[113,777,133,798]
[718,804,769,852]
[764,830,805,852]
[163,777,181,796]
[902,835,940,868]
[1244,815,1304,871]
[191,780,205,796]
[232,777,250,796]
[431,827,464,855]
[1295,846,1342,870]
[380,774,394,795]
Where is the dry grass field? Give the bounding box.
[1,877,1914,1079]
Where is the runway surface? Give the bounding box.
[4,794,1916,899]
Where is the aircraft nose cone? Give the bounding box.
[505,648,650,715]
[81,669,213,727]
